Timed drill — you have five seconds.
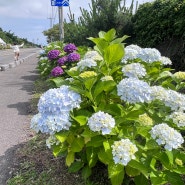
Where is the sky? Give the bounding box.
[0,0,154,45]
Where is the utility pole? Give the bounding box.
[58,6,64,41]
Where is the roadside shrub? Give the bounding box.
[31,29,185,185]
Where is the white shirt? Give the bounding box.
[11,43,24,52]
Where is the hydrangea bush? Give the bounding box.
[31,29,185,185]
[37,41,82,79]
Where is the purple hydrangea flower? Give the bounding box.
[51,66,64,77]
[64,43,77,53]
[67,53,80,62]
[58,56,68,66]
[47,50,60,60]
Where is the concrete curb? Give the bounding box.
[0,53,38,71]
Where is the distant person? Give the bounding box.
[10,42,24,61]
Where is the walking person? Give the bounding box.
[10,42,24,61]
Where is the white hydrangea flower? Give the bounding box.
[121,44,142,64]
[168,111,185,127]
[151,86,185,111]
[160,56,172,65]
[65,78,74,82]
[122,63,146,78]
[87,111,116,135]
[30,113,42,133]
[39,57,48,61]
[137,48,161,63]
[101,75,114,81]
[112,139,138,166]
[83,50,103,61]
[77,58,97,71]
[150,123,184,151]
[117,78,152,103]
[38,85,82,114]
[46,135,60,149]
[31,85,82,134]
[35,113,71,134]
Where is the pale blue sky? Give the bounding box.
[0,0,154,45]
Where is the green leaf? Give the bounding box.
[70,137,84,152]
[150,171,167,185]
[125,166,140,177]
[126,109,145,121]
[103,28,116,42]
[88,37,108,54]
[103,103,124,116]
[66,151,75,166]
[165,171,184,185]
[93,80,116,98]
[86,135,105,147]
[83,76,97,90]
[128,160,148,177]
[165,150,173,165]
[108,163,124,185]
[68,161,84,173]
[111,35,130,44]
[104,44,124,64]
[49,77,66,87]
[81,165,92,180]
[55,131,69,143]
[86,147,98,168]
[52,143,67,157]
[81,127,98,138]
[98,148,112,165]
[72,115,87,126]
[145,139,159,150]
[134,174,149,185]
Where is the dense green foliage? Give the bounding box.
[34,29,185,185]
[132,0,185,71]
[132,0,185,47]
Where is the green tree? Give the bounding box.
[43,0,136,46]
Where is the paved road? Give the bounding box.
[0,48,40,65]
[0,49,40,184]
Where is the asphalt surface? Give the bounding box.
[0,49,40,184]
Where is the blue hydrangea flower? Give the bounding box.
[117,78,152,103]
[83,50,103,61]
[150,123,184,151]
[137,48,161,63]
[167,111,185,127]
[112,139,138,166]
[38,113,71,134]
[151,86,185,111]
[87,111,116,135]
[30,113,42,133]
[121,44,142,64]
[38,85,82,114]
[31,85,82,134]
[122,63,146,78]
